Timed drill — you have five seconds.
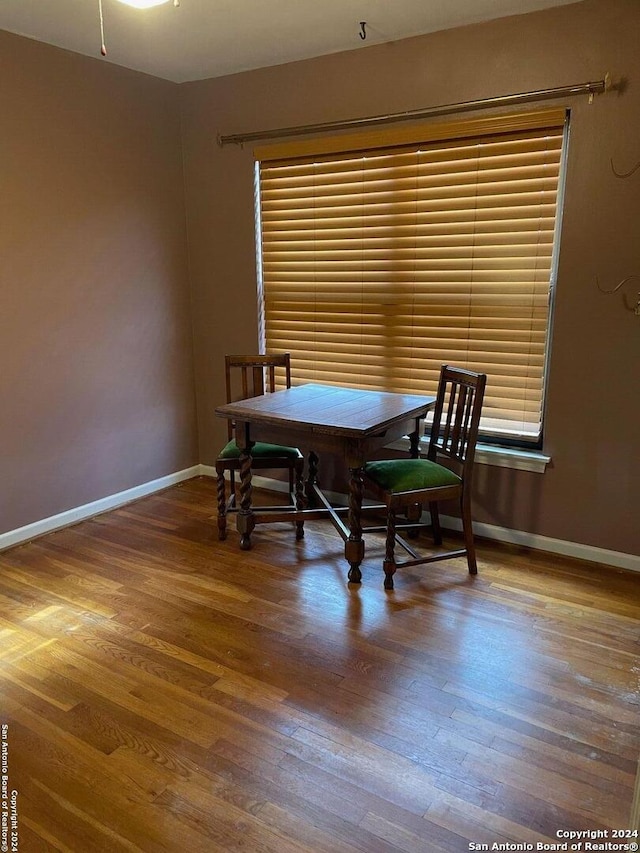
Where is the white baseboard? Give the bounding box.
[209,471,640,574]
[435,514,640,573]
[0,466,201,552]
[3,466,638,574]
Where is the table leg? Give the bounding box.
[409,424,420,458]
[305,450,319,502]
[294,462,305,540]
[237,445,255,550]
[407,421,422,538]
[346,466,364,583]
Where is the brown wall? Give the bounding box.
[1,0,637,558]
[181,0,640,557]
[0,31,198,534]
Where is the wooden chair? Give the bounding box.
[215,354,305,541]
[363,365,487,589]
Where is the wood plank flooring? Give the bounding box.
[1,476,638,851]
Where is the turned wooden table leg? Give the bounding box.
[237,444,255,550]
[305,450,319,502]
[409,423,421,459]
[216,465,227,540]
[294,459,305,540]
[383,508,397,590]
[346,466,365,583]
[407,421,422,538]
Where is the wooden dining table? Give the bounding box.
[215,383,435,583]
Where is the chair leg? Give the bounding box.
[461,493,477,574]
[216,466,227,541]
[294,458,305,540]
[383,508,397,590]
[430,501,442,546]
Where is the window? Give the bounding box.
[255,109,568,446]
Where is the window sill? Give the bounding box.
[384,438,550,473]
[474,443,550,473]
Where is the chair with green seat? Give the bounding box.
[215,354,305,541]
[363,365,487,589]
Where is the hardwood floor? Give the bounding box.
[1,476,638,851]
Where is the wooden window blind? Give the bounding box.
[256,109,568,443]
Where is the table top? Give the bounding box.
[215,383,435,439]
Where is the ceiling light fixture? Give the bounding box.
[97,0,179,56]
[115,0,173,8]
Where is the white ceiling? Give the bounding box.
[0,0,579,83]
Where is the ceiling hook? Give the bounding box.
[359,21,367,40]
[98,0,107,56]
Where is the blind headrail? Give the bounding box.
[217,77,611,148]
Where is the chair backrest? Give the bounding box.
[224,354,292,440]
[427,365,487,473]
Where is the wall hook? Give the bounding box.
[359,21,367,40]
[596,274,640,315]
[610,157,640,179]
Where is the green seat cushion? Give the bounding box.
[364,458,461,493]
[218,439,301,460]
